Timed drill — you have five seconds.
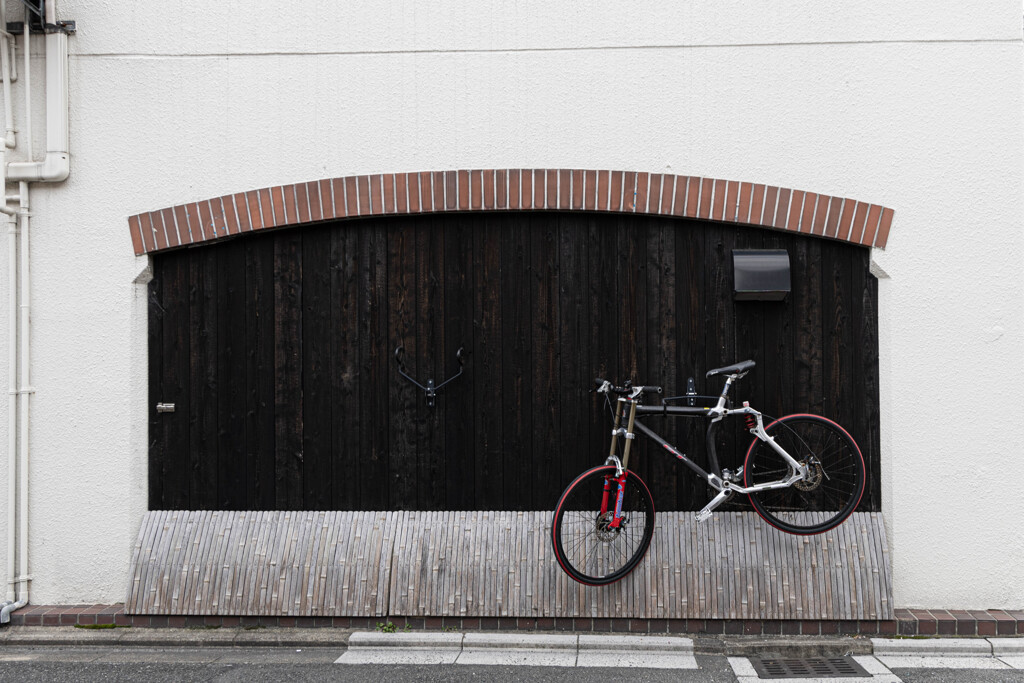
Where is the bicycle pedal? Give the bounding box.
[694,509,713,523]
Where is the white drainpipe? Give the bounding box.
[1,1,72,623]
[7,31,69,183]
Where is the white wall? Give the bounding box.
[0,0,1021,608]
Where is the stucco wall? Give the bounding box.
[0,1,1021,608]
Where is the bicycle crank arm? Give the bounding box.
[695,488,734,523]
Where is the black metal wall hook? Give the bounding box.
[394,346,465,408]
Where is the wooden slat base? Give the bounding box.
[125,510,892,620]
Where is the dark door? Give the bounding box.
[148,212,880,512]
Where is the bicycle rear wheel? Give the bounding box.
[551,465,655,586]
[744,414,866,534]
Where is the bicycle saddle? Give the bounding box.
[706,359,756,378]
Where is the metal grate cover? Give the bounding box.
[751,656,870,678]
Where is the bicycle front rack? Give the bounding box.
[394,345,465,408]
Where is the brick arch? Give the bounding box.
[127,169,894,255]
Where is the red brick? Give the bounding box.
[408,172,423,213]
[738,182,753,223]
[801,620,821,635]
[724,620,744,635]
[172,205,190,245]
[584,170,597,210]
[380,173,395,213]
[762,621,781,634]
[824,196,842,238]
[711,179,726,220]
[472,170,484,210]
[521,169,534,209]
[762,186,779,227]
[668,619,688,633]
[270,186,285,226]
[395,173,408,213]
[342,176,356,216]
[357,175,371,215]
[799,192,816,233]
[431,171,444,211]
[457,170,469,211]
[725,180,740,221]
[658,174,674,215]
[609,171,623,211]
[910,609,936,635]
[367,174,382,215]
[294,183,311,224]
[743,620,761,635]
[545,169,558,209]
[482,169,494,210]
[140,212,159,252]
[534,169,547,209]
[128,215,145,255]
[495,169,507,209]
[633,172,648,212]
[161,207,180,247]
[852,201,871,242]
[971,610,997,636]
[311,179,328,220]
[672,175,687,216]
[811,194,828,235]
[702,620,724,635]
[857,203,880,245]
[698,178,714,219]
[772,188,790,228]
[989,610,1017,635]
[198,200,215,242]
[611,618,631,632]
[255,188,272,228]
[571,169,583,210]
[282,184,297,224]
[509,169,521,210]
[596,171,610,211]
[836,199,856,241]
[242,191,260,231]
[750,184,766,224]
[618,171,634,210]
[407,172,423,211]
[559,169,571,210]
[786,189,803,231]
[875,207,894,248]
[648,619,668,633]
[648,173,662,213]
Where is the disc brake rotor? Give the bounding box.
[794,460,824,491]
[595,511,622,542]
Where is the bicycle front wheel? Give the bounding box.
[744,414,866,534]
[551,465,655,586]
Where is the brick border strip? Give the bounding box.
[11,606,1020,636]
[127,170,895,256]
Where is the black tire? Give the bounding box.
[551,465,655,585]
[744,414,866,534]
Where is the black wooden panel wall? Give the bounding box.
[148,212,881,513]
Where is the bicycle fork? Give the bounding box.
[601,398,638,529]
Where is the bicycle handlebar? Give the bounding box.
[594,378,662,396]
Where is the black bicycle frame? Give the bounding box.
[628,404,725,482]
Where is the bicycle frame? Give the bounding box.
[602,378,809,523]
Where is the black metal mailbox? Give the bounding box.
[732,249,791,301]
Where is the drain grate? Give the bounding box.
[751,656,871,678]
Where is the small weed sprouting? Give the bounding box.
[376,621,397,633]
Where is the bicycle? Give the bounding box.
[550,360,867,586]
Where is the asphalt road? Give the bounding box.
[1,646,1023,682]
